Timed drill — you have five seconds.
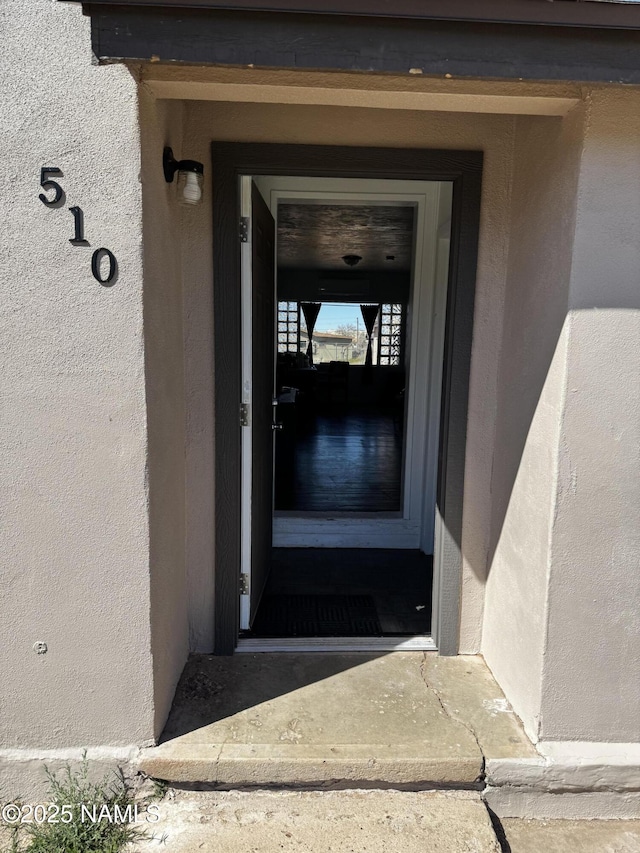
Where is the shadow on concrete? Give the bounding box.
[160,652,386,742]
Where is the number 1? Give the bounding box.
[69,206,89,246]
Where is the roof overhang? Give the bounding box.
[75,0,640,83]
[76,0,640,29]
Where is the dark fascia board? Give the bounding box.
[75,0,640,29]
[87,6,640,83]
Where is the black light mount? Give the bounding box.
[342,254,362,267]
[163,146,204,183]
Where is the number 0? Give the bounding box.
[91,248,117,286]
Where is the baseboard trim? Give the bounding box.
[485,742,640,819]
[0,746,147,800]
[485,789,640,820]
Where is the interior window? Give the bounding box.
[277,301,300,354]
[277,301,404,366]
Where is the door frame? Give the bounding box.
[256,177,447,552]
[212,142,483,655]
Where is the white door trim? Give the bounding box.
[254,176,450,552]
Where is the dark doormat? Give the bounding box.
[251,594,383,637]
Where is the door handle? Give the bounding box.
[272,422,284,431]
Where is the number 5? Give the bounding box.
[39,167,64,207]
[59,805,73,824]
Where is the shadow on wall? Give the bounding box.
[466,107,638,610]
[462,113,584,585]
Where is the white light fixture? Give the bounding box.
[163,147,204,206]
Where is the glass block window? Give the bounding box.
[378,303,404,366]
[277,301,300,353]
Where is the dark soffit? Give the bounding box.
[77,0,640,30]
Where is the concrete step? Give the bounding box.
[138,653,535,789]
[135,789,502,853]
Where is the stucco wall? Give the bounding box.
[482,107,586,741]
[540,89,640,741]
[179,122,216,654]
[138,91,190,736]
[181,99,516,653]
[5,1,638,763]
[482,89,640,744]
[0,1,155,748]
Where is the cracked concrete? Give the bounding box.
[420,655,538,762]
[138,653,534,788]
[420,656,487,773]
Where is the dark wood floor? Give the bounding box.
[249,548,432,636]
[274,407,403,512]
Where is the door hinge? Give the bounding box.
[240,573,250,595]
[240,402,250,426]
[239,216,250,243]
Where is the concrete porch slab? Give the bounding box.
[136,789,502,853]
[138,653,535,788]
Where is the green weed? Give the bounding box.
[1,758,153,853]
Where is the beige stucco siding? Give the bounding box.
[541,89,640,741]
[139,90,190,737]
[4,0,640,760]
[482,107,586,740]
[0,1,155,747]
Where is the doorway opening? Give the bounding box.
[211,143,482,657]
[238,176,453,650]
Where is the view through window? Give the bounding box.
[277,301,404,365]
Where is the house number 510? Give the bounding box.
[39,167,118,286]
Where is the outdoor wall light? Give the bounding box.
[163,146,204,206]
[342,254,362,267]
